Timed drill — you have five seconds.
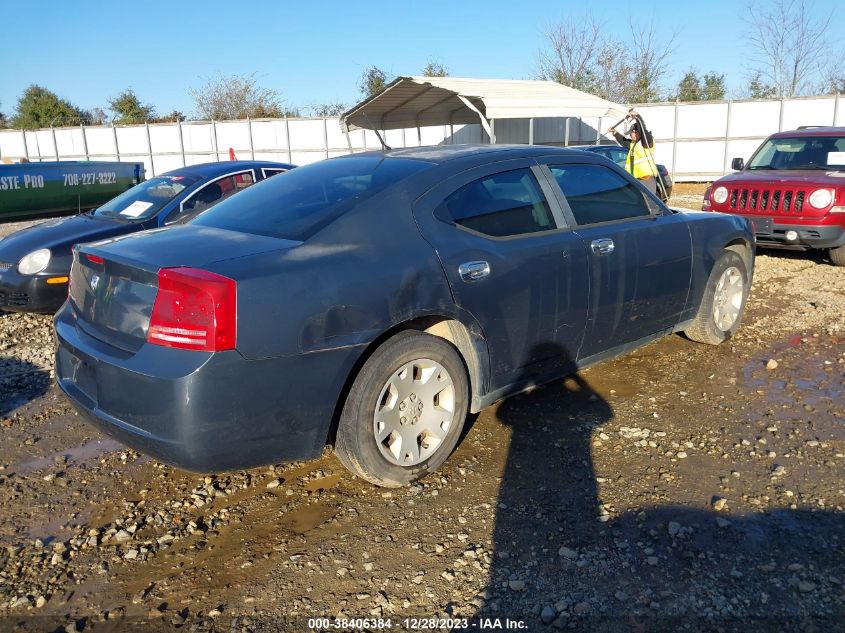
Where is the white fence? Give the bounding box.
[0,94,842,182]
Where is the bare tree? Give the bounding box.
[190,73,294,120]
[745,0,833,97]
[537,12,604,94]
[537,13,673,104]
[625,20,675,103]
[310,102,348,117]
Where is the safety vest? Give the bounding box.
[626,141,657,179]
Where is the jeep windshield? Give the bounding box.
[93,175,199,221]
[748,136,845,171]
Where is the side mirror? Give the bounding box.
[731,157,744,171]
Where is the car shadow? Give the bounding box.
[476,343,845,631]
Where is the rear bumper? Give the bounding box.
[54,303,362,472]
[754,222,845,250]
[0,268,68,313]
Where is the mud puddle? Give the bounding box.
[12,437,123,474]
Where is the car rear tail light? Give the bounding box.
[86,253,104,265]
[147,267,237,352]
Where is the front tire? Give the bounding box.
[829,245,845,267]
[335,330,469,487]
[684,250,749,345]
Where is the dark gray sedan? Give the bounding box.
[54,145,754,487]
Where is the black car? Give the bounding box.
[579,144,673,201]
[0,160,294,313]
[54,145,753,487]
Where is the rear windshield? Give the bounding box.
[193,156,434,240]
[93,175,199,221]
[748,136,845,171]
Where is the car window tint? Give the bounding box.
[549,164,652,225]
[194,156,434,240]
[439,169,555,237]
[262,168,288,178]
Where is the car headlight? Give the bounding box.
[808,188,833,209]
[712,186,729,204]
[18,248,51,275]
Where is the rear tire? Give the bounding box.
[335,330,469,487]
[684,250,749,345]
[829,245,845,267]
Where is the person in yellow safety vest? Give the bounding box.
[607,115,658,195]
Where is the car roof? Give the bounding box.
[771,127,845,138]
[344,144,592,166]
[578,144,624,151]
[161,160,294,179]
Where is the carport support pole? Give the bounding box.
[323,118,329,159]
[596,116,603,143]
[564,118,570,147]
[211,120,219,162]
[81,123,89,160]
[490,119,495,144]
[722,101,732,176]
[834,92,840,126]
[457,95,494,144]
[529,118,534,145]
[345,130,353,154]
[145,122,155,177]
[177,120,186,167]
[778,99,785,131]
[21,129,29,161]
[51,125,58,160]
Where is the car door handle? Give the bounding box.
[458,261,491,282]
[591,238,615,255]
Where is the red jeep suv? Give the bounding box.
[703,127,845,265]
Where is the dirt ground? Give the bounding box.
[1,197,844,632]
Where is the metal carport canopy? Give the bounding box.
[340,76,628,141]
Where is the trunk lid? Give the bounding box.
[70,225,300,352]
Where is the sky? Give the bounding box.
[1,0,843,119]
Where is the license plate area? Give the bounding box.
[64,350,98,406]
[748,217,773,235]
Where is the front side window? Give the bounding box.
[748,136,845,170]
[92,175,198,221]
[549,164,652,226]
[170,172,256,223]
[438,168,555,237]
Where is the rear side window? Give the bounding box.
[438,168,555,237]
[194,156,433,240]
[549,164,652,225]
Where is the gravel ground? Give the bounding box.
[0,203,843,632]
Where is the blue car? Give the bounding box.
[54,145,753,486]
[0,160,294,312]
[579,144,673,201]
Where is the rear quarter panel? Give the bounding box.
[208,187,458,360]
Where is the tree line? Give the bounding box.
[1,0,842,130]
